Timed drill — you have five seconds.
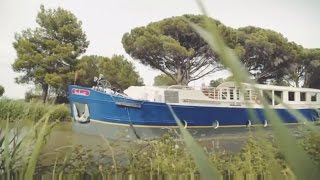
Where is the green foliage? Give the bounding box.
[24,116,51,179]
[0,111,55,178]
[168,105,221,179]
[209,76,235,87]
[0,99,71,122]
[0,85,4,97]
[76,55,144,90]
[210,136,287,179]
[25,90,42,102]
[122,14,320,87]
[235,26,299,83]
[127,133,196,175]
[52,145,103,174]
[209,78,225,87]
[237,137,281,175]
[33,131,320,179]
[122,15,234,85]
[153,74,176,86]
[100,55,144,90]
[302,48,320,88]
[12,5,89,102]
[48,104,71,122]
[76,55,103,88]
[302,131,320,166]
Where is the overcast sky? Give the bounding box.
[0,0,319,99]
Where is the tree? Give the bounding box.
[153,74,176,86]
[12,5,89,103]
[0,85,4,97]
[99,55,144,90]
[122,15,236,85]
[236,26,297,83]
[280,43,305,87]
[76,55,102,88]
[302,49,320,88]
[209,78,225,87]
[76,55,144,90]
[281,48,320,88]
[209,76,235,87]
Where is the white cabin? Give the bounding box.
[124,82,320,108]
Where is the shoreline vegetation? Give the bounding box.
[0,99,320,179]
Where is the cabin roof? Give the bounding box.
[218,82,320,92]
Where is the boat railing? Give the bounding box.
[201,87,220,100]
[167,85,194,90]
[201,86,258,102]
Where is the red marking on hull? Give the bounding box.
[71,88,90,96]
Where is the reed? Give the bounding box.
[0,99,71,122]
[0,105,57,179]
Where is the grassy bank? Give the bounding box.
[0,100,320,179]
[0,98,71,123]
[34,131,320,179]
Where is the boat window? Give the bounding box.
[274,91,282,105]
[288,92,295,101]
[236,89,240,100]
[221,89,227,100]
[311,93,317,102]
[244,90,250,101]
[300,92,306,101]
[229,88,234,100]
[263,90,272,105]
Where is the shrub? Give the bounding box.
[48,104,71,122]
[0,85,4,97]
[0,99,70,122]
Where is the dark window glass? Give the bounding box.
[288,92,295,101]
[300,92,306,101]
[311,93,317,102]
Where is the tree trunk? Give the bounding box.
[175,67,189,85]
[42,83,49,103]
[294,78,299,88]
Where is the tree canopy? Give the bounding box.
[209,78,225,87]
[235,26,299,84]
[209,76,235,87]
[0,85,4,97]
[302,48,320,88]
[153,74,177,86]
[122,15,236,85]
[76,55,144,90]
[12,5,89,102]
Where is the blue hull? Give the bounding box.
[69,85,319,130]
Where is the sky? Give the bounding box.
[0,0,319,99]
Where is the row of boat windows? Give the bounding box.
[288,91,317,102]
[204,88,319,104]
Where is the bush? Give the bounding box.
[0,99,71,122]
[25,90,42,102]
[302,132,320,166]
[49,104,71,122]
[0,85,4,97]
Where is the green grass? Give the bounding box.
[0,121,52,179]
[0,98,71,123]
